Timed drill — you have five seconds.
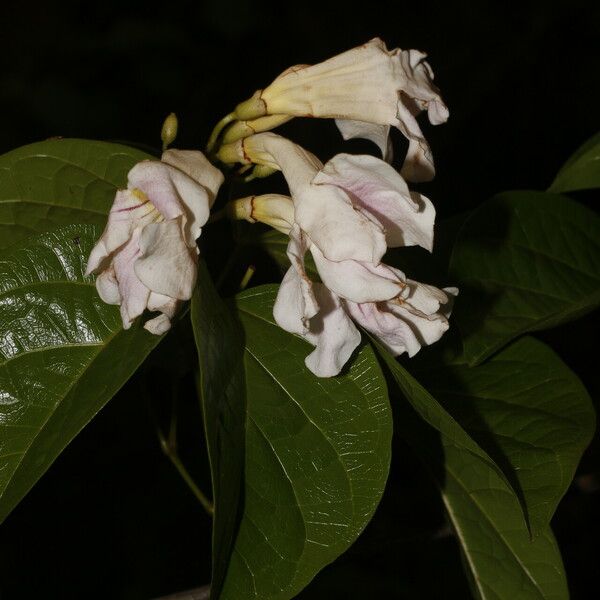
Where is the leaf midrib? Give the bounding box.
[0,198,109,217]
[243,342,355,513]
[441,456,547,600]
[241,301,374,596]
[0,323,124,506]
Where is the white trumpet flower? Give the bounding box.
[86,149,223,334]
[225,38,448,181]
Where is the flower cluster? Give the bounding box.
[225,133,456,376]
[87,38,455,377]
[86,150,223,334]
[210,37,448,182]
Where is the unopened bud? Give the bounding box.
[222,114,293,144]
[216,140,246,165]
[227,194,294,234]
[234,91,268,120]
[227,196,255,223]
[161,113,178,150]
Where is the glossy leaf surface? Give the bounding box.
[0,138,151,250]
[217,285,392,600]
[0,224,165,522]
[450,191,600,365]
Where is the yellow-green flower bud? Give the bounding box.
[233,92,267,121]
[161,113,178,150]
[222,115,293,145]
[227,194,294,234]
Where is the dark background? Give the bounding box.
[0,1,598,598]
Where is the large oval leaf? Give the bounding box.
[191,262,246,600]
[213,285,392,600]
[549,131,600,193]
[0,138,151,250]
[412,336,595,535]
[412,336,594,535]
[373,339,529,530]
[377,343,569,600]
[450,191,600,365]
[0,224,167,523]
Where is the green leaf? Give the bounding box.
[191,262,246,600]
[412,336,595,535]
[549,131,600,193]
[373,339,529,528]
[450,191,600,365]
[0,224,166,523]
[377,344,569,600]
[218,285,392,600]
[0,138,152,250]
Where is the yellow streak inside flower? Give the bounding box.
[131,188,150,203]
[130,187,163,222]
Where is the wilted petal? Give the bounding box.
[95,267,121,305]
[391,303,448,349]
[165,167,212,245]
[88,149,224,334]
[335,119,393,162]
[303,284,361,377]
[127,161,185,220]
[395,49,449,182]
[440,287,459,317]
[161,149,224,206]
[345,300,423,357]
[396,107,435,183]
[274,266,316,335]
[112,229,150,329]
[148,291,179,316]
[310,244,405,303]
[144,292,179,335]
[130,152,224,246]
[135,217,198,300]
[161,149,224,244]
[86,240,110,276]
[314,153,435,251]
[404,278,452,315]
[86,190,157,274]
[400,50,449,127]
[346,280,456,356]
[273,226,319,334]
[144,314,172,335]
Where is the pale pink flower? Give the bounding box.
[226,133,455,376]
[224,38,448,181]
[86,150,223,334]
